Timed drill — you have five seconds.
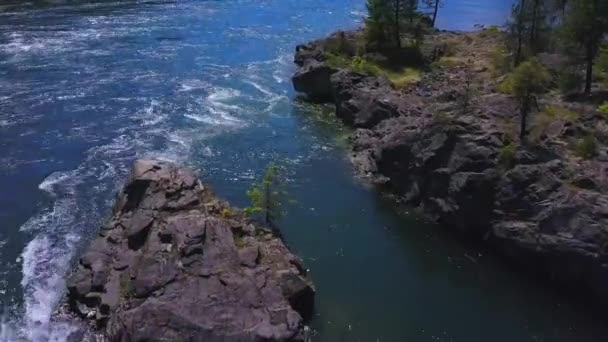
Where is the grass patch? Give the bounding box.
[489,47,511,76]
[575,134,598,159]
[599,102,608,116]
[497,76,514,94]
[543,105,579,120]
[480,25,501,38]
[324,53,351,69]
[530,105,579,142]
[431,56,463,69]
[385,67,421,88]
[498,143,517,169]
[325,53,421,88]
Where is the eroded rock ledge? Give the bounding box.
[292,31,608,304]
[67,160,314,341]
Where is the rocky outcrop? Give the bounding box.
[66,160,315,341]
[293,31,608,304]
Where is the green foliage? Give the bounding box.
[542,105,578,120]
[530,105,579,141]
[364,0,427,49]
[505,58,551,140]
[489,47,512,76]
[365,0,390,48]
[350,55,383,74]
[244,163,288,227]
[486,25,500,34]
[509,58,550,99]
[431,56,462,69]
[220,207,235,219]
[598,46,608,73]
[557,69,583,96]
[559,0,608,94]
[598,102,608,115]
[498,143,517,169]
[324,53,351,69]
[575,134,598,159]
[497,76,514,94]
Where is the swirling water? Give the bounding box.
[0,0,606,341]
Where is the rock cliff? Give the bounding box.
[292,30,608,304]
[66,160,314,341]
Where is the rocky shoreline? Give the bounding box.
[64,160,314,341]
[293,30,608,304]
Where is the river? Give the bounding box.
[0,0,606,341]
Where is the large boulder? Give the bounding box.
[292,60,337,103]
[67,160,314,341]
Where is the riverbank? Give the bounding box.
[63,159,314,341]
[292,28,608,306]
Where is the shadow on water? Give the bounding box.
[277,103,608,342]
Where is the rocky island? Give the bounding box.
[65,160,314,341]
[292,28,608,304]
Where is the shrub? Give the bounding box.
[498,143,517,169]
[498,76,514,94]
[599,102,608,115]
[244,163,287,228]
[558,69,583,96]
[575,135,598,159]
[489,47,512,76]
[220,207,234,219]
[597,46,608,74]
[350,55,383,74]
[543,105,579,120]
[431,56,461,69]
[387,67,421,89]
[324,53,351,69]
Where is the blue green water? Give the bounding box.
[0,0,606,341]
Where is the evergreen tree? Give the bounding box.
[508,58,551,141]
[365,0,422,49]
[560,0,608,96]
[365,0,390,48]
[422,0,444,27]
[244,163,288,228]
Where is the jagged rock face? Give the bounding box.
[67,160,315,342]
[292,61,337,103]
[293,32,608,304]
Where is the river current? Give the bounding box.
[0,0,606,341]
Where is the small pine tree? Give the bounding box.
[560,0,608,96]
[508,58,551,141]
[244,163,287,228]
[365,0,390,49]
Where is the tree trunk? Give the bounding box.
[394,1,401,48]
[585,41,594,96]
[432,0,439,27]
[529,0,539,52]
[514,0,527,67]
[264,183,271,225]
[520,97,530,142]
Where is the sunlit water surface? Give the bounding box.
[0,0,606,341]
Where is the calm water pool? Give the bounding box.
[0,0,605,341]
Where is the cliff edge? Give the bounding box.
[293,30,608,304]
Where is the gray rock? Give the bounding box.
[293,30,608,306]
[66,160,315,341]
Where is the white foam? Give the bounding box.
[38,172,71,196]
[20,233,80,341]
[244,80,275,97]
